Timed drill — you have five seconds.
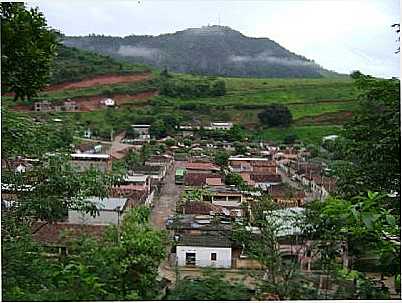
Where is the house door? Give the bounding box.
[185,252,196,266]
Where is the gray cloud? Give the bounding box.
[117,46,161,59]
[29,0,400,78]
[229,52,317,67]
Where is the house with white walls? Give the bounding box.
[176,234,232,268]
[68,197,128,225]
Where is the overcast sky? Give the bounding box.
[29,0,400,78]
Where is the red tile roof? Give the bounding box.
[251,160,276,167]
[184,172,221,186]
[239,172,255,186]
[206,177,223,186]
[269,185,305,199]
[186,162,220,171]
[251,174,282,183]
[32,222,107,246]
[181,201,222,215]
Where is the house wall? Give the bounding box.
[176,246,232,268]
[255,181,281,190]
[68,210,121,225]
[70,160,110,172]
[253,166,277,174]
[211,194,242,207]
[144,190,155,206]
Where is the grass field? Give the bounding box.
[9,73,357,144]
[252,125,344,144]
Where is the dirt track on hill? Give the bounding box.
[45,72,152,92]
[71,90,158,111]
[294,110,353,125]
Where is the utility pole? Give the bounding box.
[110,128,114,142]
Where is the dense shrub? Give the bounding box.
[160,78,226,98]
[258,104,293,127]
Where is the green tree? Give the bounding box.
[258,104,293,127]
[1,3,59,100]
[232,196,318,300]
[150,119,167,139]
[167,269,251,300]
[283,133,298,144]
[227,124,245,141]
[304,193,400,279]
[125,150,141,168]
[234,141,247,155]
[334,73,400,201]
[2,207,167,301]
[224,172,247,189]
[214,150,230,167]
[211,80,226,96]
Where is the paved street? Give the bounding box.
[277,167,319,202]
[150,162,183,229]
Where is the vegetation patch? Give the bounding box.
[50,45,151,84]
[253,125,343,144]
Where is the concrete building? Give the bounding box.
[176,234,232,268]
[68,197,128,225]
[229,157,277,174]
[207,122,233,130]
[70,153,111,172]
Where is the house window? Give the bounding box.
[185,252,196,266]
[211,252,217,261]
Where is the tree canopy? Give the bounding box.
[334,73,400,202]
[1,3,59,100]
[167,269,251,300]
[258,104,293,127]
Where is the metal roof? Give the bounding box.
[85,197,128,211]
[71,153,110,159]
[175,168,186,176]
[229,157,269,161]
[177,234,232,248]
[124,175,148,182]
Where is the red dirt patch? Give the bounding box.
[74,90,158,111]
[294,111,353,125]
[11,90,158,112]
[45,72,152,92]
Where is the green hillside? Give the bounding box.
[50,45,151,84]
[63,25,346,78]
[13,46,356,145]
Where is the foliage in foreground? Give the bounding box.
[1,3,58,100]
[167,269,251,300]
[2,207,167,301]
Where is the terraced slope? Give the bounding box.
[8,45,356,144]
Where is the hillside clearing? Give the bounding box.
[45,72,152,92]
[253,125,343,144]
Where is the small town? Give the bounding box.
[1,1,400,302]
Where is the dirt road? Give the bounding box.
[45,72,152,92]
[150,162,183,229]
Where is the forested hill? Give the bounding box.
[50,45,151,84]
[63,25,343,79]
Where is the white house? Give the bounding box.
[84,128,92,139]
[251,174,282,190]
[70,153,111,172]
[176,234,232,268]
[68,197,128,225]
[207,122,233,130]
[322,135,339,142]
[130,124,151,142]
[102,98,115,107]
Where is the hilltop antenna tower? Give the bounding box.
[218,14,221,26]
